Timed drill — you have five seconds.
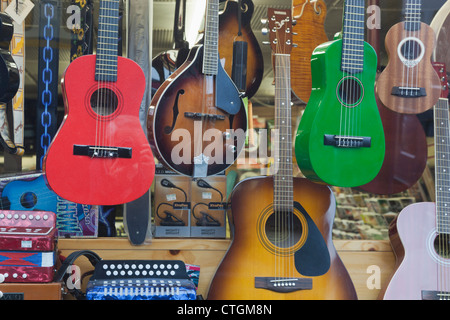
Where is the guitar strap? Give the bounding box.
[35,0,61,170]
[69,0,93,62]
[0,0,25,157]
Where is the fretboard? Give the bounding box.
[95,0,120,82]
[434,98,450,235]
[202,0,219,75]
[341,0,365,74]
[273,54,293,212]
[403,0,421,31]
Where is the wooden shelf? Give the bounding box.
[58,238,395,300]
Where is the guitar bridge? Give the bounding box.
[324,135,371,148]
[391,86,426,98]
[422,290,450,300]
[73,145,132,159]
[254,277,312,293]
[184,112,225,120]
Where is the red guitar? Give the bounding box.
[43,0,155,205]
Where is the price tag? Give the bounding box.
[5,0,34,25]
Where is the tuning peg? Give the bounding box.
[292,19,297,26]
[262,41,270,46]
[261,27,269,35]
[261,18,268,24]
[292,43,298,48]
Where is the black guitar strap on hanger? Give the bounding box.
[231,0,248,94]
[54,250,102,300]
[69,0,93,62]
[35,0,61,170]
[0,102,22,156]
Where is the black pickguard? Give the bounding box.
[293,201,331,277]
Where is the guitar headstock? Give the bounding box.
[433,62,449,99]
[267,8,293,55]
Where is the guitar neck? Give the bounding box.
[341,0,365,74]
[95,0,120,82]
[203,0,219,75]
[434,98,450,235]
[403,0,421,31]
[274,54,293,212]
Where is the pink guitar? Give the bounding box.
[380,66,450,300]
[43,0,155,205]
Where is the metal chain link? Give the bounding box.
[39,3,55,168]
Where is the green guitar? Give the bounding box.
[295,0,385,187]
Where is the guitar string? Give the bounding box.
[437,100,447,299]
[442,98,449,299]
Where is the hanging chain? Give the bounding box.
[39,3,54,168]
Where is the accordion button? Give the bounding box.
[174,264,179,270]
[12,273,18,278]
[22,274,27,279]
[153,264,158,269]
[43,215,49,220]
[0,274,5,283]
[28,214,34,220]
[131,264,136,269]
[138,264,143,270]
[0,213,4,219]
[124,264,129,269]
[160,264,165,269]
[13,214,19,219]
[21,214,26,220]
[35,215,41,220]
[6,214,12,219]
[145,264,151,269]
[120,271,125,276]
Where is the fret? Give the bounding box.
[341,0,365,74]
[202,0,219,75]
[403,0,421,31]
[273,53,293,211]
[434,98,450,234]
[95,0,120,82]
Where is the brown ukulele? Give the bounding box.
[148,0,247,177]
[218,0,264,98]
[290,0,328,104]
[376,0,441,114]
[207,9,357,300]
[359,0,428,195]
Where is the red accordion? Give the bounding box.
[0,210,57,283]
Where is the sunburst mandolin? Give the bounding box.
[207,9,356,300]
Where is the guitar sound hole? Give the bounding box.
[400,40,422,61]
[434,234,450,259]
[90,88,119,116]
[337,77,363,107]
[265,212,302,249]
[20,192,37,209]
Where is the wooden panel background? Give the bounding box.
[58,238,395,300]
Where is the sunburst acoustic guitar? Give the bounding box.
[295,0,385,188]
[207,9,357,300]
[376,0,441,114]
[43,0,155,205]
